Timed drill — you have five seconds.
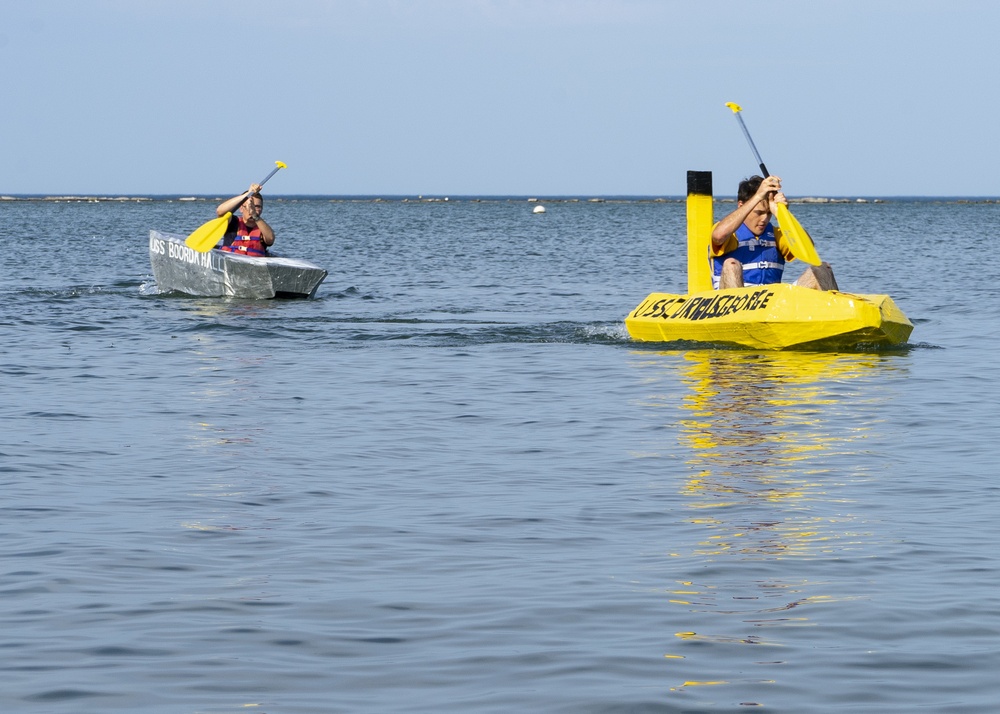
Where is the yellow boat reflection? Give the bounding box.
[674,349,896,556]
[645,348,904,703]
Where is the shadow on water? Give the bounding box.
[631,349,909,708]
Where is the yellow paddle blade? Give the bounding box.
[185,213,232,253]
[774,203,822,266]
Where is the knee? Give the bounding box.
[719,258,744,289]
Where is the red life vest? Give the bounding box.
[221,216,267,257]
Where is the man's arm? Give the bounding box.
[711,201,756,248]
[216,183,262,217]
[252,215,275,246]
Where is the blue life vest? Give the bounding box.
[221,216,267,257]
[712,222,785,288]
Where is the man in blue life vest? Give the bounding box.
[710,175,837,290]
[216,183,275,257]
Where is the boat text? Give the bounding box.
[150,235,218,271]
[632,289,774,321]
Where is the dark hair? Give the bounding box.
[737,175,764,203]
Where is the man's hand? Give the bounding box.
[754,175,781,203]
[757,176,784,214]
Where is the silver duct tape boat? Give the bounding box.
[148,230,327,299]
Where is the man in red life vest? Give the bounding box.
[217,183,275,257]
[710,175,837,291]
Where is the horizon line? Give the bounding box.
[3,193,1000,202]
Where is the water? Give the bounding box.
[2,195,999,712]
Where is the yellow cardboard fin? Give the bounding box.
[686,171,714,293]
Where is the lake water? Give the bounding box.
[2,195,999,712]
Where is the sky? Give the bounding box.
[2,0,998,197]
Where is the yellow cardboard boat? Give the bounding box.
[625,171,913,350]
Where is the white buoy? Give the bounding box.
[533,205,546,214]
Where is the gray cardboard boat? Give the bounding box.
[148,230,327,299]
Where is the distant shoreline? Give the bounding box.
[2,194,998,204]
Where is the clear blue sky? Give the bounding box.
[3,0,997,197]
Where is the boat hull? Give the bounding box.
[148,230,327,299]
[625,283,913,350]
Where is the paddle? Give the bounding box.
[724,103,821,266]
[185,161,287,253]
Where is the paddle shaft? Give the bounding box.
[230,161,286,213]
[724,104,822,266]
[256,164,283,189]
[731,110,769,177]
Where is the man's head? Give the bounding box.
[737,175,764,204]
[737,175,771,237]
[240,192,264,223]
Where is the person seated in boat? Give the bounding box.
[710,175,837,290]
[216,183,274,257]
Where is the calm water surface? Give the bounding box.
[2,196,999,712]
